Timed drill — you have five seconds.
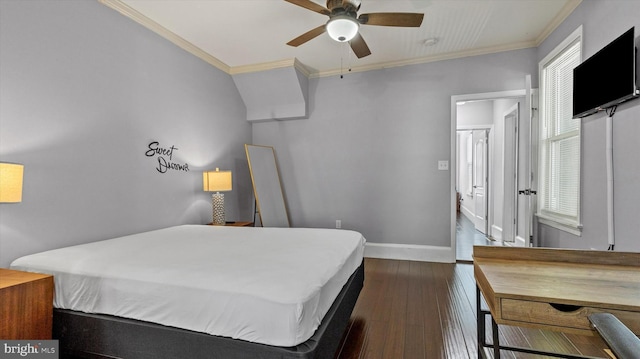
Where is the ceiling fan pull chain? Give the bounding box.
[348,41,353,73]
[340,41,349,78]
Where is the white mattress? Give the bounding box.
[10,225,366,347]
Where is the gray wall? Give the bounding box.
[253,49,536,248]
[0,1,252,267]
[536,0,640,251]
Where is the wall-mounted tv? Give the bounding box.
[573,27,639,118]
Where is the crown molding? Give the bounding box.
[535,0,582,46]
[228,58,313,78]
[311,41,537,78]
[229,59,296,75]
[99,0,230,73]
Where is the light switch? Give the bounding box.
[438,160,449,170]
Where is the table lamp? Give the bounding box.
[203,168,232,225]
[0,163,24,203]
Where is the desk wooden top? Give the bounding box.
[473,246,640,335]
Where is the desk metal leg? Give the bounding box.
[477,286,485,358]
[477,285,500,359]
[491,316,501,359]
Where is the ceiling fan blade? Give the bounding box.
[350,33,371,58]
[358,12,424,27]
[284,0,330,16]
[287,25,327,47]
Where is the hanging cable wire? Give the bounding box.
[605,105,617,251]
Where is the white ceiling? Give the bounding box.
[102,0,581,77]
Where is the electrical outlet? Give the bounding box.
[336,220,342,229]
[438,160,449,170]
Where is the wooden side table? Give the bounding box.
[0,268,54,339]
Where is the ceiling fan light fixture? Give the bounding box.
[326,16,359,42]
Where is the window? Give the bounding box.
[538,26,582,235]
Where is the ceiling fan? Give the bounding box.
[284,0,424,58]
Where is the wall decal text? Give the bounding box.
[145,141,190,173]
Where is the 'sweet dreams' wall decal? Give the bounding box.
[145,141,189,174]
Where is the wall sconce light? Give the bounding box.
[203,168,232,225]
[0,163,24,203]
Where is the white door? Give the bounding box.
[503,75,535,247]
[472,129,488,234]
[502,104,519,243]
[516,75,534,247]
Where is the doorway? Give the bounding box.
[455,127,491,261]
[451,85,533,262]
[456,129,490,227]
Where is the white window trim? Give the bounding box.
[538,216,583,236]
[536,25,583,235]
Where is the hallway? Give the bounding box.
[456,213,495,262]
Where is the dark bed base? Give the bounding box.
[54,261,364,359]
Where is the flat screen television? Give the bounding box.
[573,27,639,118]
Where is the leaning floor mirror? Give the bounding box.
[245,144,290,228]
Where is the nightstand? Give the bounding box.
[0,268,54,339]
[208,221,254,227]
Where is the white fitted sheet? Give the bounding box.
[10,225,366,347]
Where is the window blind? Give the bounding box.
[539,38,581,230]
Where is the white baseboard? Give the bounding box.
[515,235,527,247]
[502,237,527,247]
[490,225,502,241]
[460,205,475,222]
[364,242,454,263]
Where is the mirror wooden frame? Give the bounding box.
[245,144,290,227]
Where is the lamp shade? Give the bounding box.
[326,16,359,42]
[0,163,24,203]
[203,168,232,192]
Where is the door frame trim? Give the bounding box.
[450,90,526,262]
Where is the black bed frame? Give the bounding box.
[54,261,364,359]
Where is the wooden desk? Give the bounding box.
[473,246,640,359]
[0,268,54,339]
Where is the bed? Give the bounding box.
[10,225,366,359]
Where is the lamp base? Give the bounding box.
[212,193,225,225]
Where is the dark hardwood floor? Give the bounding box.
[456,213,494,262]
[335,258,611,359]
